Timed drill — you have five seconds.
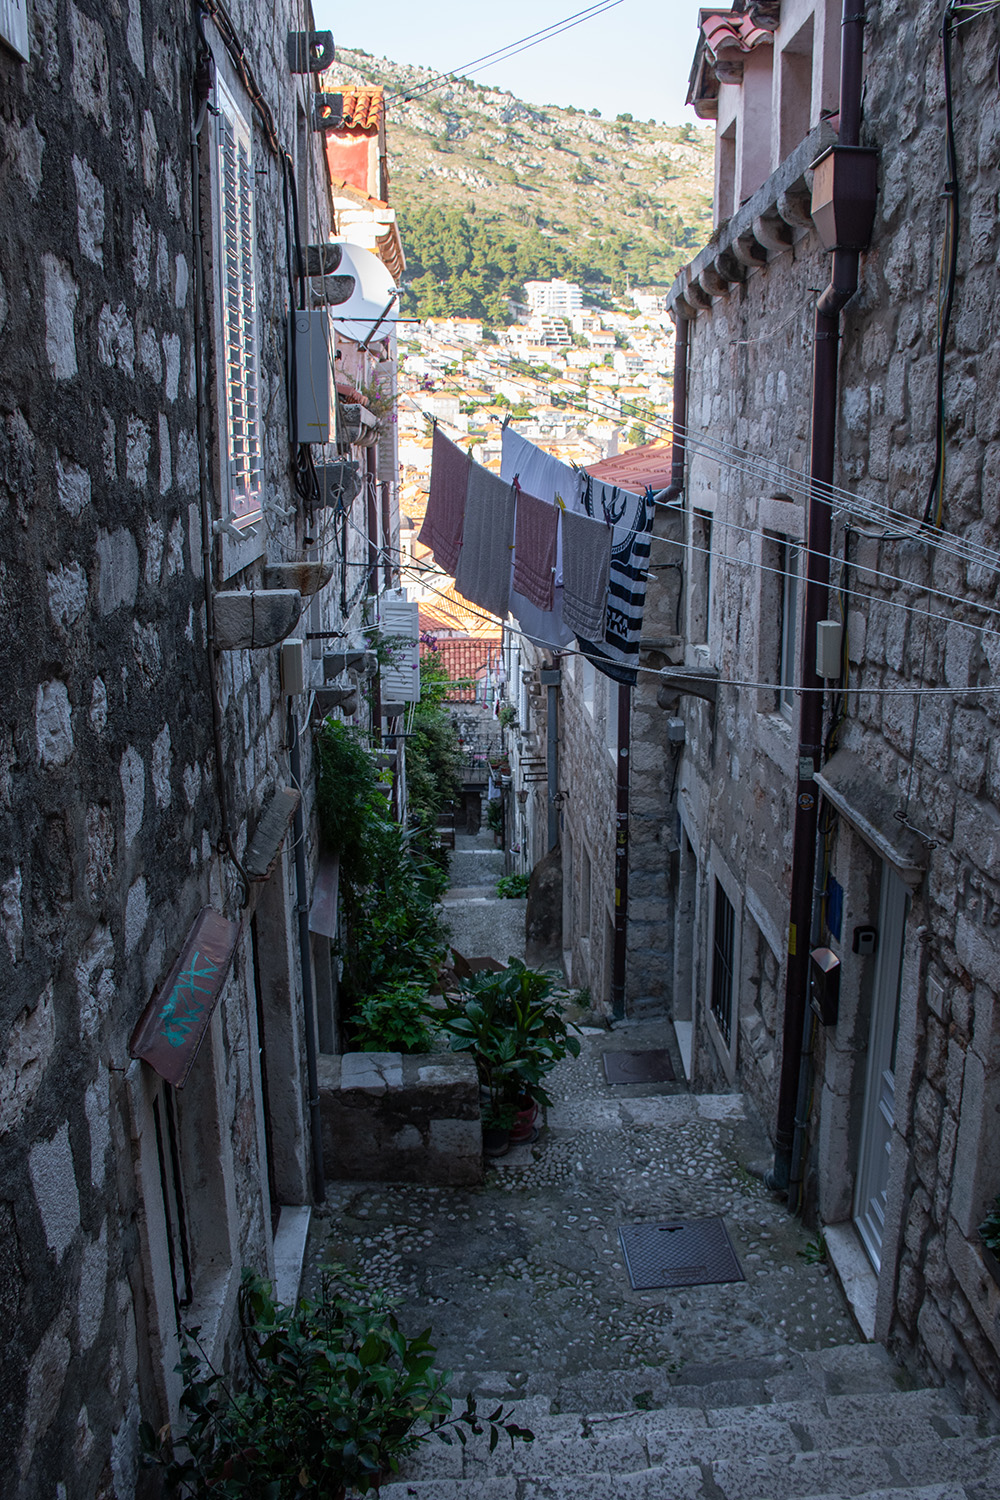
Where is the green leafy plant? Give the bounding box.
[141,1267,532,1498]
[979,1194,1000,1255]
[485,799,504,836]
[496,872,530,898]
[356,980,438,1054]
[797,1233,828,1265]
[439,960,581,1116]
[497,704,517,729]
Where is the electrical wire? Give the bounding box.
[384,1,624,105]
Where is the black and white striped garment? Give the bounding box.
[574,476,653,687]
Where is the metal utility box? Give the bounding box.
[810,945,841,1027]
[289,310,334,444]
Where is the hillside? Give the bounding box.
[326,48,715,320]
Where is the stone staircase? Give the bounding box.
[381,1344,1000,1500]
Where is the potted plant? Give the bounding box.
[439,961,581,1157]
[141,1266,532,1497]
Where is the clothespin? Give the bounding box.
[555,491,566,511]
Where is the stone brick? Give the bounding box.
[29,1125,80,1260]
[43,255,78,380]
[35,681,73,768]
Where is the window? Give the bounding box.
[152,1084,192,1323]
[717,122,737,225]
[216,80,262,528]
[780,16,814,160]
[580,846,592,937]
[710,879,735,1047]
[777,538,799,719]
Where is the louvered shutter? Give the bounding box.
[0,0,29,60]
[379,599,420,703]
[216,83,262,527]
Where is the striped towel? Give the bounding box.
[419,427,470,575]
[512,490,558,612]
[561,507,613,642]
[454,462,515,619]
[574,477,653,686]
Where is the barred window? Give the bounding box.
[216,82,262,528]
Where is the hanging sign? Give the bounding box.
[129,908,240,1088]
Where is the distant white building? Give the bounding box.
[524,278,583,317]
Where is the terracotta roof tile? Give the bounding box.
[586,440,674,494]
[335,86,384,131]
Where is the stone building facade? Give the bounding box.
[0,3,403,1493]
[660,0,1000,1413]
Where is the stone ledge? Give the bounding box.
[667,121,837,319]
[824,1220,878,1341]
[318,1051,482,1186]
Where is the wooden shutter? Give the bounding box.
[379,598,420,703]
[216,83,262,527]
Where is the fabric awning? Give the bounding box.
[129,908,240,1088]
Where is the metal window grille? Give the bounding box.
[711,880,735,1046]
[216,84,262,527]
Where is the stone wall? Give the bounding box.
[661,0,1000,1414]
[318,1051,482,1186]
[0,2,359,1494]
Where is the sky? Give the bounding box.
[311,0,707,128]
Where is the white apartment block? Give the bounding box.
[524,278,584,316]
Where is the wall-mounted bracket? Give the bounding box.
[288,31,335,73]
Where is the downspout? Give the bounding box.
[663,313,689,503]
[287,698,326,1204]
[771,0,868,1196]
[611,682,631,1021]
[546,679,559,852]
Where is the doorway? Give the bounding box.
[854,865,908,1271]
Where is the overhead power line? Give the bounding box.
[385,0,625,105]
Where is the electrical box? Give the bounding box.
[280,639,305,696]
[666,717,686,744]
[289,311,334,444]
[853,924,878,957]
[816,620,842,680]
[810,946,841,1027]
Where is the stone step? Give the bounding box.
[445,1341,916,1417]
[377,1474,982,1500]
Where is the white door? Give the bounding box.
[854,866,908,1271]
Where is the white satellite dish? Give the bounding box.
[328,240,399,345]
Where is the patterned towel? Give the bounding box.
[561,507,613,642]
[454,462,515,619]
[419,427,470,575]
[574,477,653,686]
[512,490,558,612]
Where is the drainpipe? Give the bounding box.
[663,313,689,503]
[287,698,325,1204]
[611,683,631,1020]
[545,675,559,852]
[771,0,870,1196]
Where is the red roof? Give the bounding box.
[586,440,674,494]
[334,86,384,131]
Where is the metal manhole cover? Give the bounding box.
[618,1217,744,1290]
[603,1048,676,1084]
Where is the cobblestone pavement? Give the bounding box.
[305,1025,858,1401]
[442,830,527,968]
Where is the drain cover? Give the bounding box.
[603,1048,676,1084]
[618,1217,744,1290]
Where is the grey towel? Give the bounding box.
[561,507,612,642]
[454,463,515,619]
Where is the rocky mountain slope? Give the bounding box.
[327,48,715,307]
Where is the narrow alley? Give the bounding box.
[303,856,1000,1499]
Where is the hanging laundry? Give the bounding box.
[509,585,576,652]
[453,463,515,619]
[500,426,585,517]
[574,477,653,686]
[512,490,558,612]
[561,506,613,643]
[419,426,470,575]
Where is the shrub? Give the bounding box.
[141,1267,532,1498]
[496,872,529,898]
[356,980,438,1054]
